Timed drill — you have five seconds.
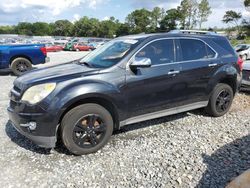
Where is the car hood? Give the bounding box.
[14,63,99,91]
[243,63,250,71]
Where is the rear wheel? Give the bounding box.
[11,57,32,76]
[61,103,114,155]
[205,83,234,117]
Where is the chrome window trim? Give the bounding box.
[126,37,219,70]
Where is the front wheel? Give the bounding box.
[61,103,114,155]
[205,83,234,117]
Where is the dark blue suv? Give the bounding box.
[8,30,242,155]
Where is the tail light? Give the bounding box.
[237,57,244,72]
[40,47,47,56]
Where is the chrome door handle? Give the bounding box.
[208,63,218,67]
[168,70,180,75]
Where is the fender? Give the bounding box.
[207,63,239,96]
[46,80,127,126]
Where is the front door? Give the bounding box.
[124,39,183,118]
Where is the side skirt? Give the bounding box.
[120,101,208,127]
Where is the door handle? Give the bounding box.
[208,63,218,67]
[168,70,180,75]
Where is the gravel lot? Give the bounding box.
[0,53,250,188]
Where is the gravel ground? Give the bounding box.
[0,53,250,188]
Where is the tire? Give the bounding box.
[61,103,114,155]
[205,83,234,117]
[76,48,80,52]
[11,57,32,76]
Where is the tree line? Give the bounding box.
[0,0,248,38]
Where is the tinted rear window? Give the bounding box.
[212,38,235,55]
[180,39,207,61]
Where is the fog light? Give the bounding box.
[29,122,37,131]
[20,122,37,131]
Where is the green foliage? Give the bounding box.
[178,0,199,29]
[245,0,250,7]
[0,1,214,37]
[126,8,152,33]
[0,26,15,34]
[160,9,180,31]
[222,10,242,35]
[197,0,212,29]
[53,20,73,36]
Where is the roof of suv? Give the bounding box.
[119,31,225,41]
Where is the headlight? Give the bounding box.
[21,83,56,105]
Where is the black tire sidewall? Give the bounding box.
[11,58,32,76]
[207,83,234,117]
[61,103,114,155]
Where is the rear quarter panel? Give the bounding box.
[0,44,46,69]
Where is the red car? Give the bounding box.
[45,44,64,52]
[73,42,95,51]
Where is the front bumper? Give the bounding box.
[241,79,250,91]
[45,57,50,63]
[7,107,56,148]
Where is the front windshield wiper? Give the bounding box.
[77,61,93,68]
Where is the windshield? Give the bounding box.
[80,39,139,68]
[236,45,248,50]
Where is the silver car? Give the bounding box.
[235,44,250,61]
[241,63,250,90]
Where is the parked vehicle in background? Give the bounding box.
[241,62,250,90]
[0,44,49,75]
[45,43,64,52]
[64,38,84,51]
[235,44,250,61]
[74,42,95,51]
[64,38,110,51]
[7,30,242,155]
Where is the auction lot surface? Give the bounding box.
[0,52,250,187]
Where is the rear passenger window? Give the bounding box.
[136,39,175,65]
[180,39,207,61]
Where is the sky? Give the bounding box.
[0,0,249,28]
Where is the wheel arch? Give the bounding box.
[58,96,120,132]
[9,55,32,65]
[218,76,237,95]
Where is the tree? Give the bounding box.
[116,23,131,36]
[99,17,119,38]
[53,20,73,36]
[178,0,198,29]
[244,0,250,8]
[197,0,212,29]
[150,7,165,32]
[222,10,242,34]
[126,9,151,33]
[31,22,52,36]
[72,17,100,37]
[14,22,34,35]
[0,26,15,34]
[160,9,180,31]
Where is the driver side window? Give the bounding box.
[136,39,175,65]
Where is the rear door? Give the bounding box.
[176,38,219,104]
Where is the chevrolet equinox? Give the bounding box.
[8,30,242,155]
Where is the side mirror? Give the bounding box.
[130,57,152,68]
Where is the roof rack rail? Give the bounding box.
[169,30,217,35]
